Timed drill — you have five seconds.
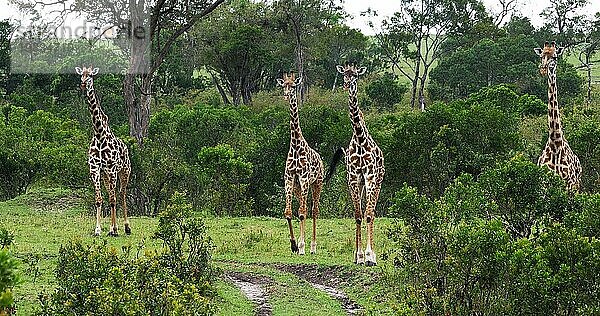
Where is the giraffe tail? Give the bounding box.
[325,147,345,184]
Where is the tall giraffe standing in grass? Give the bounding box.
[327,64,385,266]
[534,42,582,190]
[277,72,324,255]
[76,66,132,236]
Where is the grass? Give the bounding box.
[0,187,398,315]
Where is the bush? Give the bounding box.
[478,155,569,238]
[382,97,521,200]
[385,160,600,315]
[38,192,216,315]
[364,73,408,111]
[0,228,18,316]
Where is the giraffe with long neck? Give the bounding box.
[76,66,132,236]
[277,73,324,255]
[534,42,581,190]
[327,64,385,266]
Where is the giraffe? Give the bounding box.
[326,64,385,266]
[76,66,132,236]
[534,41,582,190]
[277,72,324,255]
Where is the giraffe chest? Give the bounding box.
[89,137,123,167]
[346,138,384,174]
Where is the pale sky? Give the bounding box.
[1,0,600,35]
[344,0,600,35]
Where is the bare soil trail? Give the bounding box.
[221,261,374,315]
[224,271,273,316]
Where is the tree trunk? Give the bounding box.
[586,64,592,107]
[125,74,152,146]
[291,17,305,104]
[209,70,230,104]
[418,63,430,112]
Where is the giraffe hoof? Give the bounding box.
[365,260,377,267]
[290,239,299,253]
[94,228,101,236]
[125,225,131,235]
[108,231,118,237]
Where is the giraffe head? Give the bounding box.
[277,72,302,101]
[534,41,564,76]
[75,66,99,90]
[336,64,366,91]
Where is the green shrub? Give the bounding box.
[0,228,18,316]
[194,144,253,216]
[38,192,216,315]
[478,155,569,238]
[365,73,408,111]
[505,225,600,315]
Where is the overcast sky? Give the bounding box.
[1,0,600,35]
[344,0,600,35]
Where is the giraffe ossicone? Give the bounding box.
[279,72,325,256]
[77,66,132,236]
[534,41,582,190]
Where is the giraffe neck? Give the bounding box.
[546,62,563,142]
[347,81,367,138]
[288,89,304,143]
[85,79,111,137]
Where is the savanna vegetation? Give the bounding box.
[1,0,600,314]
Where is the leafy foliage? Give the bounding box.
[37,192,216,315]
[0,227,18,316]
[386,158,600,315]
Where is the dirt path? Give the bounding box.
[272,263,364,315]
[224,271,273,316]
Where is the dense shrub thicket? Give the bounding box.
[385,156,600,315]
[37,192,216,315]
[3,83,600,218]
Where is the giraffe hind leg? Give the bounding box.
[119,167,131,235]
[310,179,322,254]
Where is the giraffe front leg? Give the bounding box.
[91,171,103,236]
[284,179,298,253]
[364,182,381,266]
[297,183,309,255]
[348,176,364,264]
[310,180,322,255]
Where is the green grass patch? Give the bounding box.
[0,189,397,315]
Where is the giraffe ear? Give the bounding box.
[91,68,99,76]
[534,48,543,57]
[75,67,83,75]
[357,67,367,75]
[276,79,285,86]
[336,65,345,74]
[294,76,302,86]
[555,46,565,57]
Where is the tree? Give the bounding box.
[373,0,489,110]
[12,0,226,145]
[194,0,276,106]
[273,0,344,102]
[540,0,589,48]
[0,20,12,97]
[576,12,600,107]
